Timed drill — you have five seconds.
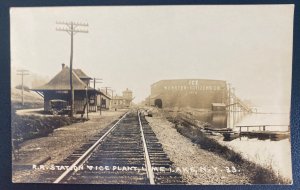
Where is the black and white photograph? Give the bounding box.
[10,5,294,185]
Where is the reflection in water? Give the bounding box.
[176,108,291,179]
[192,110,291,180]
[192,111,248,129]
[193,111,289,131]
[193,112,227,128]
[227,111,248,129]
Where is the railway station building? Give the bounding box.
[32,64,110,113]
[148,79,228,110]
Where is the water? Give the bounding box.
[234,113,290,131]
[192,111,228,128]
[192,110,290,131]
[190,108,292,180]
[228,110,291,180]
[221,137,292,180]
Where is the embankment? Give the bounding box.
[12,113,87,144]
[165,113,291,184]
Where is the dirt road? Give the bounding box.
[12,110,126,183]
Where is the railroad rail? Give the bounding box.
[36,109,184,184]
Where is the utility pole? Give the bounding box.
[232,87,236,126]
[109,89,115,103]
[228,83,231,108]
[85,86,89,119]
[100,87,111,112]
[101,87,111,95]
[92,78,103,115]
[227,83,231,128]
[232,87,236,111]
[111,90,115,110]
[106,89,115,110]
[92,78,103,89]
[56,21,88,117]
[16,69,29,106]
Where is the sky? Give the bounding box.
[10,5,294,108]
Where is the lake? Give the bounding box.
[190,107,292,180]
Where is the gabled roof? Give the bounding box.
[32,66,111,100]
[73,69,92,79]
[32,67,91,91]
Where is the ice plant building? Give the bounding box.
[149,79,228,110]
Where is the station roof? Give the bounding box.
[32,67,90,91]
[31,66,110,100]
[73,69,92,79]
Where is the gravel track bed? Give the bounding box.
[146,115,251,185]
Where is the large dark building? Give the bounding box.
[149,79,228,109]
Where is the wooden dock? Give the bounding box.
[222,124,290,141]
[240,131,290,140]
[177,115,290,141]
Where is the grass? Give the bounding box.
[166,114,291,184]
[12,113,87,142]
[11,102,87,143]
[11,99,89,160]
[11,110,88,161]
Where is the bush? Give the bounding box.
[11,113,87,142]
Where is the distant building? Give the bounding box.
[111,88,133,109]
[149,79,228,110]
[32,64,110,113]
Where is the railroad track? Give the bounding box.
[37,109,184,184]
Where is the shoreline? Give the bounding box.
[145,111,250,184]
[146,108,291,184]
